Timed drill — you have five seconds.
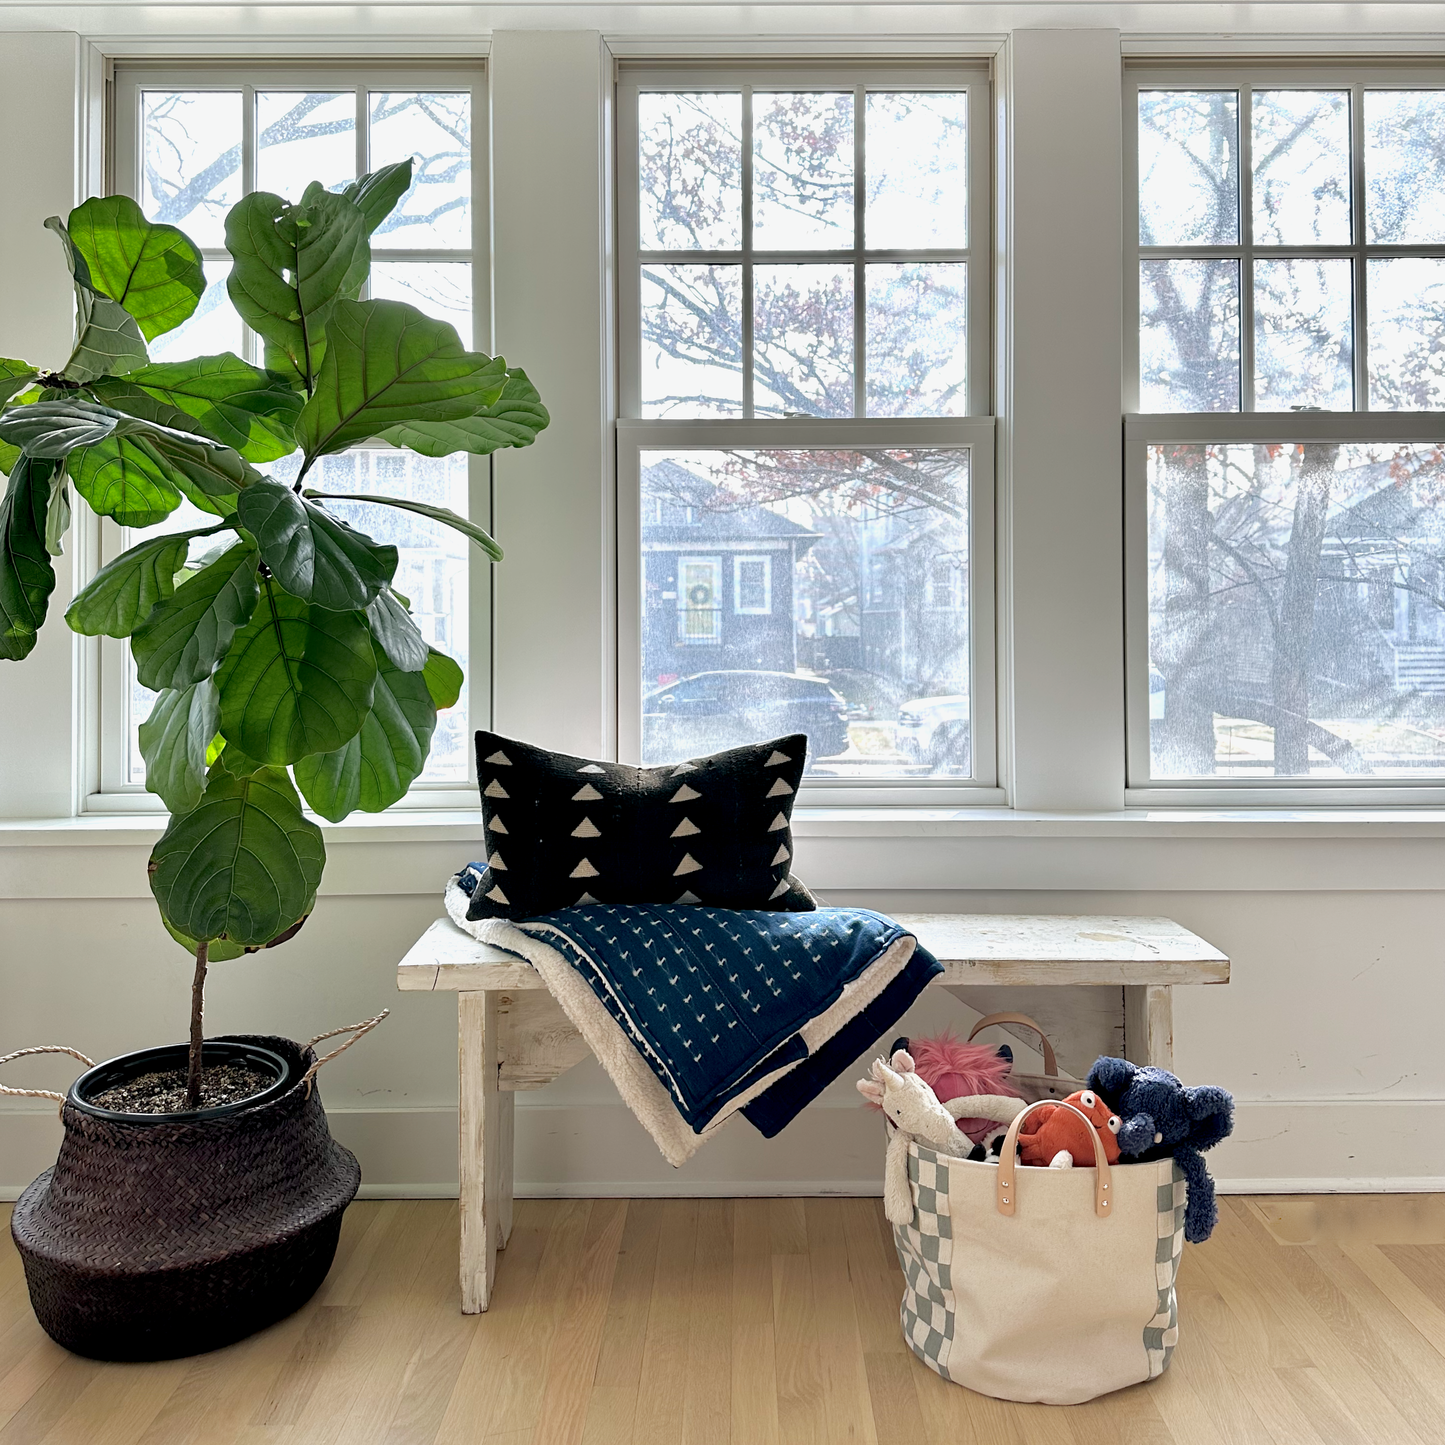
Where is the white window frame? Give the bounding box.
[733,553,772,614]
[616,62,1000,805]
[88,61,491,813]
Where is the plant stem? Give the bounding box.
[186,940,209,1110]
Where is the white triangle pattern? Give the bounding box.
[573,783,603,801]
[578,763,606,774]
[771,844,790,866]
[670,784,700,803]
[571,858,600,879]
[488,851,507,870]
[487,884,510,904]
[484,779,509,799]
[766,778,793,798]
[572,818,600,838]
[672,761,696,774]
[673,854,702,877]
[671,817,700,838]
[489,816,509,834]
[767,812,788,831]
[484,750,512,765]
[577,891,600,904]
[769,879,789,899]
[765,750,790,766]
[675,890,702,904]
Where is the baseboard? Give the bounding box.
[5,1097,1443,1202]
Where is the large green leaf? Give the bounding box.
[365,587,428,672]
[379,367,550,458]
[138,426,264,516]
[69,435,183,527]
[0,455,57,660]
[65,521,223,637]
[132,540,259,690]
[0,397,121,458]
[0,360,38,407]
[67,195,205,342]
[225,189,367,392]
[422,647,464,709]
[294,640,437,821]
[296,300,506,465]
[304,487,501,562]
[339,159,414,237]
[44,472,70,556]
[215,578,376,764]
[138,676,219,812]
[45,217,149,382]
[93,355,302,463]
[148,754,325,947]
[235,480,397,610]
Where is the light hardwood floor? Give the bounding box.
[3,1194,1445,1444]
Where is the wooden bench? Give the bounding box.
[397,913,1229,1312]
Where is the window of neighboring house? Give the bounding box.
[734,554,772,613]
[96,65,488,808]
[1127,67,1445,798]
[618,63,997,796]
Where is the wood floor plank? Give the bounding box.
[1342,1243,1445,1361]
[730,1199,781,1445]
[681,1199,731,1445]
[805,1199,878,1445]
[631,1199,698,1445]
[36,1359,189,1445]
[590,1197,662,1391]
[771,1250,828,1445]
[862,1353,928,1445]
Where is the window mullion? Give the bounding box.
[1352,80,1370,410]
[242,84,257,368]
[742,85,754,420]
[853,82,866,419]
[1240,83,1256,412]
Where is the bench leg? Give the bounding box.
[1124,984,1174,1071]
[458,989,515,1313]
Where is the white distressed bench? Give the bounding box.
[397,913,1229,1312]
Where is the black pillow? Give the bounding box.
[464,730,816,920]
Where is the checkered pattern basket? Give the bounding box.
[893,1140,1187,1405]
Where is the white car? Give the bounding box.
[896,695,970,770]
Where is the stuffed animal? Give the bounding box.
[1016,1089,1122,1169]
[891,1031,1022,1145]
[858,1050,1025,1225]
[1086,1057,1234,1244]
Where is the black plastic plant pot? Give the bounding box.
[10,1034,360,1362]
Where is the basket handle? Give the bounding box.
[0,1045,94,1113]
[967,1012,1058,1078]
[996,1098,1112,1219]
[302,1010,389,1095]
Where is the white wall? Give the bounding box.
[3,16,1445,1201]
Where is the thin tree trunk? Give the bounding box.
[1271,444,1339,776]
[186,940,209,1110]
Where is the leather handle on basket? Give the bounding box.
[996,1099,1112,1220]
[968,1012,1058,1078]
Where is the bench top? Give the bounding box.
[397,913,1229,993]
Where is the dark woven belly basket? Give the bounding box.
[10,1033,360,1361]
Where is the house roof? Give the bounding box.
[641,459,822,547]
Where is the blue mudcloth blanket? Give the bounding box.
[520,904,938,1131]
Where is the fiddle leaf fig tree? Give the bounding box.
[0,163,549,1106]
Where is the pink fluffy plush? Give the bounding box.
[911,1032,1023,1144]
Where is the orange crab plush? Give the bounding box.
[1017,1090,1123,1168]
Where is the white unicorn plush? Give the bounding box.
[857,1050,1026,1225]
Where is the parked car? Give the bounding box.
[643,670,850,765]
[896,694,971,771]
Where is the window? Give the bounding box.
[1127,67,1445,795]
[97,65,487,807]
[618,64,996,795]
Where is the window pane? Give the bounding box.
[864,92,967,250]
[257,91,355,199]
[753,92,854,250]
[1254,259,1354,410]
[1138,91,1240,245]
[1368,258,1445,410]
[271,450,471,783]
[1147,441,1445,779]
[640,264,743,418]
[1140,259,1241,411]
[754,263,853,418]
[1251,90,1351,246]
[140,91,242,248]
[641,449,971,777]
[1365,91,1445,244]
[368,92,471,250]
[371,261,472,345]
[866,262,967,417]
[145,259,243,364]
[639,92,742,251]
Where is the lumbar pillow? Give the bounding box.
[463,730,816,919]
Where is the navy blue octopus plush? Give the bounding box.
[1086,1058,1234,1244]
